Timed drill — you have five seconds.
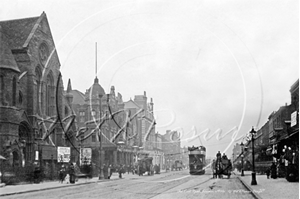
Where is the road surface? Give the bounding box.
[2,170,256,199]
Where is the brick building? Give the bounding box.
[123,92,156,163]
[0,12,74,177]
[162,130,181,168]
[68,78,127,168]
[153,133,164,168]
[239,79,299,175]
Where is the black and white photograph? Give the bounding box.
[0,0,298,198]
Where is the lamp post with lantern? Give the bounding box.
[98,93,104,180]
[240,142,245,176]
[250,127,257,185]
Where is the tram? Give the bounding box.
[188,146,206,175]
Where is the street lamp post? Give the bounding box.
[240,142,245,176]
[133,145,138,163]
[117,140,125,164]
[98,94,104,180]
[250,127,257,185]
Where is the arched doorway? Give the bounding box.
[19,121,33,166]
[12,150,19,167]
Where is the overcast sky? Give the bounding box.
[1,0,298,158]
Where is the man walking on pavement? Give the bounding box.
[118,164,124,178]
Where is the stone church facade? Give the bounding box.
[0,12,74,174]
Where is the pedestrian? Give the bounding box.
[34,165,41,183]
[127,165,130,174]
[118,165,123,178]
[103,164,108,179]
[59,165,66,183]
[271,162,277,179]
[216,151,221,159]
[108,165,112,179]
[266,167,270,179]
[69,162,76,184]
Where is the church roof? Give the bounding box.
[0,12,48,72]
[0,14,42,49]
[0,26,20,72]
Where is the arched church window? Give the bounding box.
[46,72,54,116]
[19,91,23,105]
[35,66,42,113]
[65,106,69,116]
[12,77,17,106]
[0,75,4,104]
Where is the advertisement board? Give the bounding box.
[291,111,297,127]
[57,147,70,163]
[80,148,92,165]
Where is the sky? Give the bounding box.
[0,0,298,158]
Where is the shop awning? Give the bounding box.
[266,147,272,152]
[280,131,299,141]
[0,155,6,160]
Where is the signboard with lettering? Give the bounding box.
[57,147,70,163]
[80,148,92,165]
[291,111,297,127]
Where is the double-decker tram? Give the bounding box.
[188,146,206,175]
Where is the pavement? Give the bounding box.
[0,169,173,197]
[234,170,299,199]
[0,172,122,197]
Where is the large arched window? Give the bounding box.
[65,106,69,116]
[12,77,17,106]
[35,66,42,113]
[0,74,4,105]
[46,71,54,116]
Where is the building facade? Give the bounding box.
[162,130,181,169]
[0,12,75,180]
[124,92,156,163]
[236,79,299,177]
[68,78,127,170]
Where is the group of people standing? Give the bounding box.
[265,145,299,182]
[58,162,76,184]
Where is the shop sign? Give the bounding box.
[35,151,39,161]
[80,148,92,165]
[291,111,297,127]
[57,147,70,163]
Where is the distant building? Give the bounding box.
[124,92,156,162]
[287,79,299,148]
[68,77,127,169]
[153,133,164,167]
[240,79,299,174]
[232,143,242,163]
[162,130,181,168]
[180,146,189,166]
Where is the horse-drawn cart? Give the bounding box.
[212,156,232,179]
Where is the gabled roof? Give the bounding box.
[0,26,20,72]
[71,90,85,105]
[124,99,141,109]
[0,13,43,49]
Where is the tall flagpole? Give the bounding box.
[95,42,97,77]
[96,42,104,179]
